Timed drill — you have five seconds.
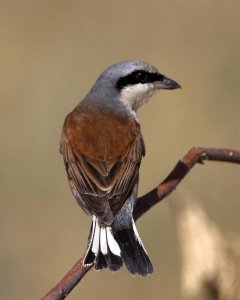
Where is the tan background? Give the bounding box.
[1,1,240,299]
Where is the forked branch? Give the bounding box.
[41,147,240,300]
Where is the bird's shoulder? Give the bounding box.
[60,105,144,161]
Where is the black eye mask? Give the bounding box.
[116,70,165,90]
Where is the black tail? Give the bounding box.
[112,217,153,276]
[83,215,153,276]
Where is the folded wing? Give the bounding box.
[60,106,145,225]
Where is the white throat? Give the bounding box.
[119,83,155,117]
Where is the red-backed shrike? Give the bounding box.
[60,61,180,276]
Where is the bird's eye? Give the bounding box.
[135,71,148,83]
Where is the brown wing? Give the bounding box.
[60,106,145,225]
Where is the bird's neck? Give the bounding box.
[79,94,134,120]
[118,84,156,116]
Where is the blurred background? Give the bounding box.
[1,1,240,299]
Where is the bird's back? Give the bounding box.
[62,105,139,165]
[60,104,145,223]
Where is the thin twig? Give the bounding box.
[41,147,240,300]
[41,258,93,300]
[134,147,240,219]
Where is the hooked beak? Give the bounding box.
[155,76,181,90]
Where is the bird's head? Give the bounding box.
[85,61,180,116]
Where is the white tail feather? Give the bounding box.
[91,216,100,254]
[100,228,108,255]
[86,216,121,258]
[132,219,148,252]
[106,227,121,256]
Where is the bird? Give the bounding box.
[60,60,180,276]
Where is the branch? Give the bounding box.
[41,147,240,300]
[40,258,92,300]
[134,147,240,219]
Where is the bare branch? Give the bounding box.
[41,147,240,300]
[40,258,93,300]
[134,147,240,220]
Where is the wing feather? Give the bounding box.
[60,107,145,225]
